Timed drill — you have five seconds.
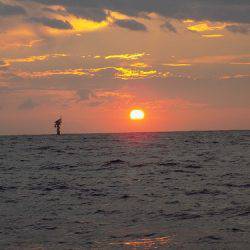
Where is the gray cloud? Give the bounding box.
[21,0,250,24]
[19,98,39,110]
[0,1,26,16]
[114,19,147,31]
[226,24,250,34]
[29,17,73,30]
[0,60,9,69]
[77,89,94,100]
[161,21,177,33]
[0,85,10,94]
[76,89,105,107]
[66,6,107,22]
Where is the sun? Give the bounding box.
[130,109,145,120]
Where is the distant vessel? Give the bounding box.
[54,117,62,135]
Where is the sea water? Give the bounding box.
[0,131,249,249]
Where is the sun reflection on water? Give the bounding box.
[110,236,171,249]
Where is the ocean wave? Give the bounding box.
[0,131,249,249]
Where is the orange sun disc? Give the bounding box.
[130,109,145,120]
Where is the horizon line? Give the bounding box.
[0,128,249,137]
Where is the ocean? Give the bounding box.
[0,131,249,249]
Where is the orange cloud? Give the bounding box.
[163,63,191,67]
[130,62,149,68]
[2,54,67,65]
[95,90,133,99]
[105,53,147,60]
[202,34,224,38]
[12,64,170,80]
[179,54,250,64]
[220,74,250,80]
[183,19,195,23]
[230,62,250,65]
[89,66,168,80]
[68,16,108,32]
[0,24,41,49]
[187,22,226,32]
[115,67,158,80]
[17,69,90,78]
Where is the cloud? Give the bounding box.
[115,67,158,80]
[89,66,168,80]
[29,17,73,30]
[178,54,250,64]
[0,2,26,16]
[163,63,191,67]
[202,34,224,38]
[66,6,107,22]
[220,74,250,80]
[1,54,67,66]
[230,62,250,65]
[17,68,90,78]
[0,60,10,69]
[187,23,225,32]
[0,39,43,50]
[75,88,134,107]
[18,98,39,110]
[77,89,94,100]
[105,53,146,60]
[114,67,159,80]
[161,21,177,33]
[130,62,149,68]
[86,90,134,107]
[114,19,147,31]
[15,65,169,80]
[20,0,250,24]
[81,53,148,61]
[94,66,170,80]
[0,83,10,94]
[226,24,250,34]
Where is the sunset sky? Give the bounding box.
[0,0,249,135]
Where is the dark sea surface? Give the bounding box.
[0,131,249,249]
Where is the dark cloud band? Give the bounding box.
[21,0,250,24]
[226,24,250,34]
[0,2,26,16]
[114,19,147,31]
[29,17,73,30]
[161,21,177,33]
